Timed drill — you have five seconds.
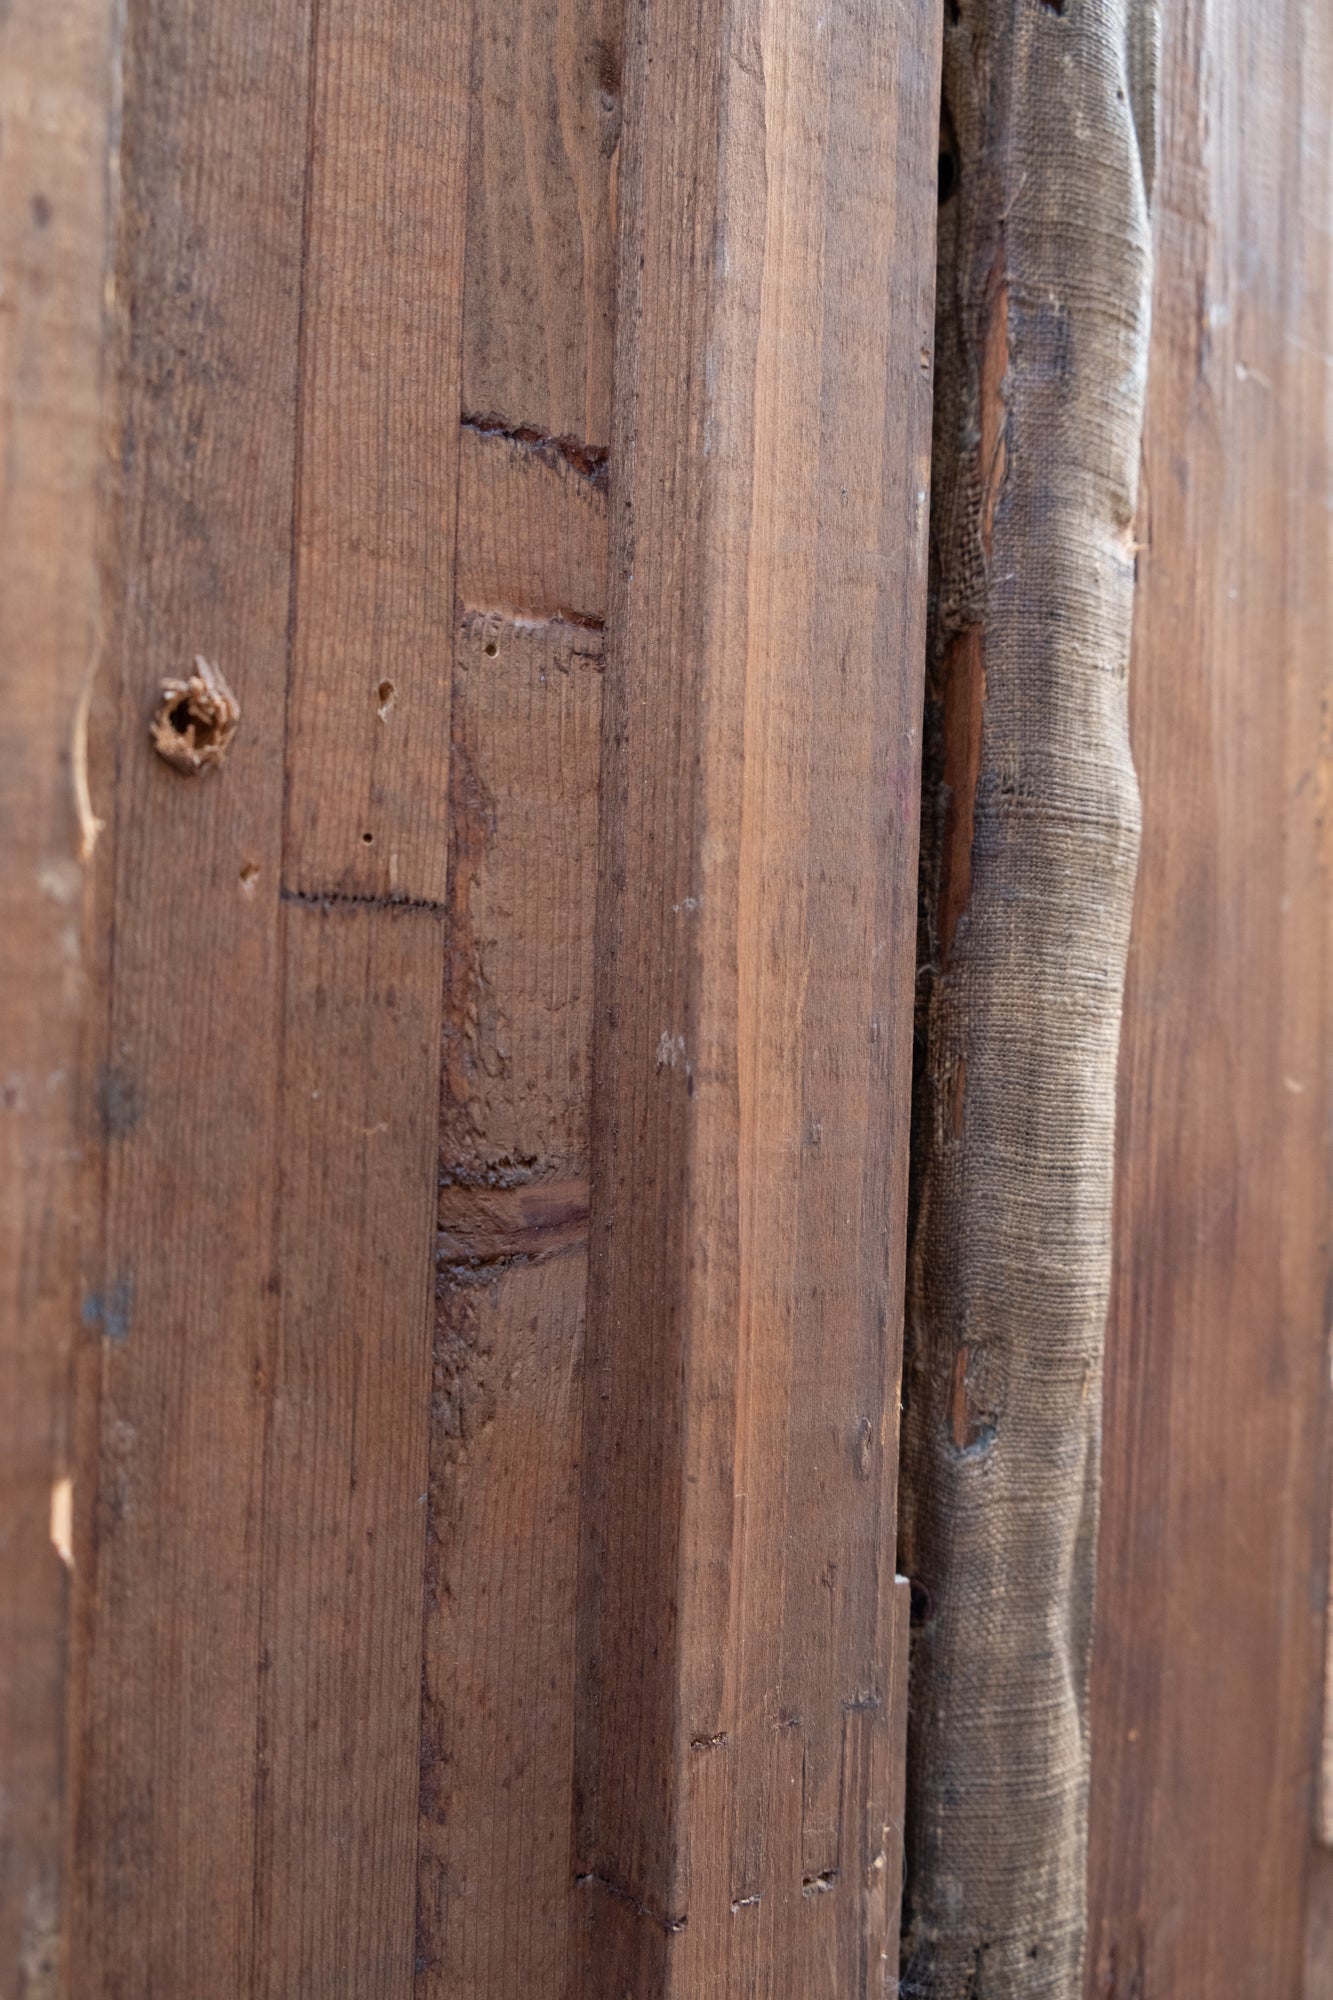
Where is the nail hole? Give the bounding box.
[376,678,396,719]
[239,860,259,892]
[483,640,498,658]
[361,831,374,844]
[150,657,240,775]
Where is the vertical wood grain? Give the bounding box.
[461,0,622,446]
[0,0,117,1987]
[573,0,939,1990]
[69,6,311,1988]
[413,0,622,1984]
[70,3,470,1992]
[254,2,470,1990]
[254,903,445,1997]
[282,0,468,900]
[1085,0,1333,1990]
[416,463,607,1994]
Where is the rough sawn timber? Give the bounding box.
[572,0,939,1991]
[1086,0,1333,1991]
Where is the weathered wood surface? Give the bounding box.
[412,0,618,1982]
[67,3,464,1992]
[572,0,939,1991]
[8,0,944,1988]
[0,1,117,1989]
[1085,0,1333,1991]
[418,496,606,1995]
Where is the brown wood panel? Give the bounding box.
[461,0,622,446]
[1086,0,1333,1991]
[418,526,605,1995]
[256,1,470,1985]
[0,1,116,1986]
[414,0,621,1978]
[69,4,469,1993]
[282,0,469,899]
[68,6,311,1987]
[572,0,938,1990]
[254,902,444,1997]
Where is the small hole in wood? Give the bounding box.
[239,860,259,893]
[150,657,240,775]
[483,640,498,658]
[376,678,396,720]
[362,831,374,844]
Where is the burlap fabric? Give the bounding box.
[899,2,1156,1991]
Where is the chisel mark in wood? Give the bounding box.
[461,411,609,488]
[575,1872,688,1934]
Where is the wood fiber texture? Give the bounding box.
[899,0,1156,1990]
[0,0,118,1988]
[8,0,947,1988]
[1086,0,1333,1991]
[572,0,939,1992]
[413,0,618,1987]
[66,3,465,1992]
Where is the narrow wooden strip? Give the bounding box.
[282,0,470,899]
[0,0,117,1981]
[573,0,939,1989]
[253,901,443,1997]
[416,0,621,1974]
[419,608,604,1996]
[460,0,622,445]
[252,8,471,1984]
[440,614,604,1175]
[68,4,312,1988]
[418,1254,586,1995]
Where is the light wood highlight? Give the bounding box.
[1086,1,1333,1991]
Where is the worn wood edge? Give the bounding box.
[0,0,121,1989]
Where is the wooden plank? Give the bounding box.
[418,542,605,1994]
[253,902,444,1997]
[1307,1851,1333,2000]
[71,5,470,1992]
[282,0,469,899]
[1085,0,1333,1990]
[414,0,621,1975]
[67,6,312,1989]
[0,0,116,1986]
[253,3,470,1989]
[461,0,622,446]
[571,0,939,1989]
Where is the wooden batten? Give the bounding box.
[571,0,940,1991]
